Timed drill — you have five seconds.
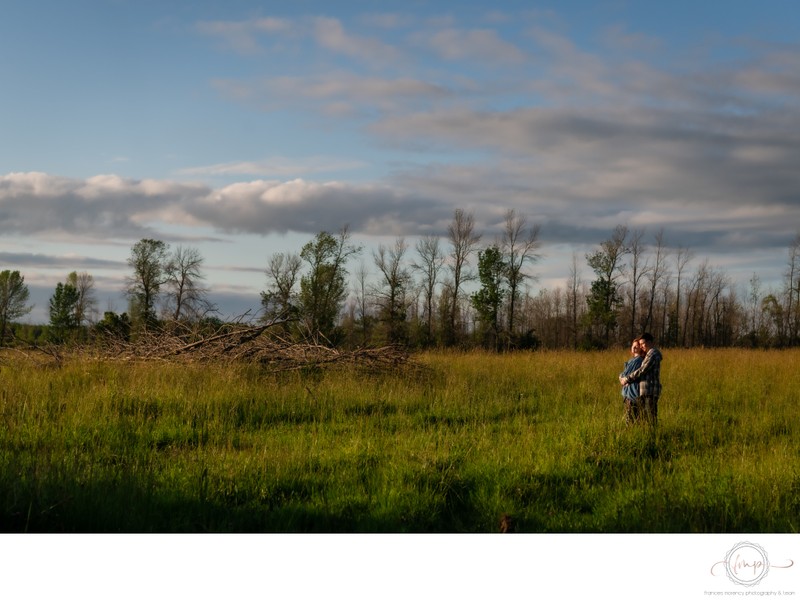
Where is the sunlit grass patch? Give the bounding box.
[0,349,798,532]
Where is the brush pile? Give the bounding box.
[89,320,410,372]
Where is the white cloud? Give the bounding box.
[359,13,412,29]
[413,28,527,63]
[190,178,444,236]
[281,73,450,102]
[178,156,367,178]
[601,24,662,54]
[252,17,293,34]
[197,14,402,65]
[195,20,263,54]
[1,159,798,282]
[313,16,401,64]
[0,172,206,238]
[212,72,454,115]
[195,17,293,54]
[0,251,123,270]
[6,9,800,277]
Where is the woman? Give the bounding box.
[620,339,644,424]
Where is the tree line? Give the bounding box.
[3,210,800,350]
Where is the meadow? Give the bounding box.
[1,348,798,533]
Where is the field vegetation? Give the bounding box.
[1,348,798,533]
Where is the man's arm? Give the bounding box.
[623,350,659,384]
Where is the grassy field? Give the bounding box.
[1,348,798,533]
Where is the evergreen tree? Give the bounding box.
[0,270,32,344]
[48,281,80,342]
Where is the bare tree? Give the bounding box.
[685,260,721,346]
[373,237,412,344]
[67,271,98,325]
[642,229,670,336]
[261,252,302,322]
[673,245,694,346]
[658,271,673,341]
[352,260,372,345]
[164,245,214,321]
[502,209,542,346]
[747,272,762,342]
[785,232,800,345]
[707,268,732,346]
[412,235,445,345]
[567,252,582,349]
[626,228,649,340]
[446,208,481,344]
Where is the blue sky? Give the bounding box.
[2,0,800,323]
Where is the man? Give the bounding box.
[619,333,662,425]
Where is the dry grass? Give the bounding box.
[1,348,798,532]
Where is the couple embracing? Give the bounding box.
[619,333,662,425]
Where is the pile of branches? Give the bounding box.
[87,319,411,372]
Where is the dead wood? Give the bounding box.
[83,318,411,372]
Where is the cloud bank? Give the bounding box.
[191,11,800,255]
[3,8,800,293]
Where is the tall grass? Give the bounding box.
[1,349,798,532]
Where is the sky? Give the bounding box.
[2,0,800,324]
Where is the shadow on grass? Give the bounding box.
[4,435,797,533]
[0,465,489,533]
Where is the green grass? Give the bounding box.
[1,349,798,532]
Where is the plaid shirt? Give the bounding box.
[627,347,662,398]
